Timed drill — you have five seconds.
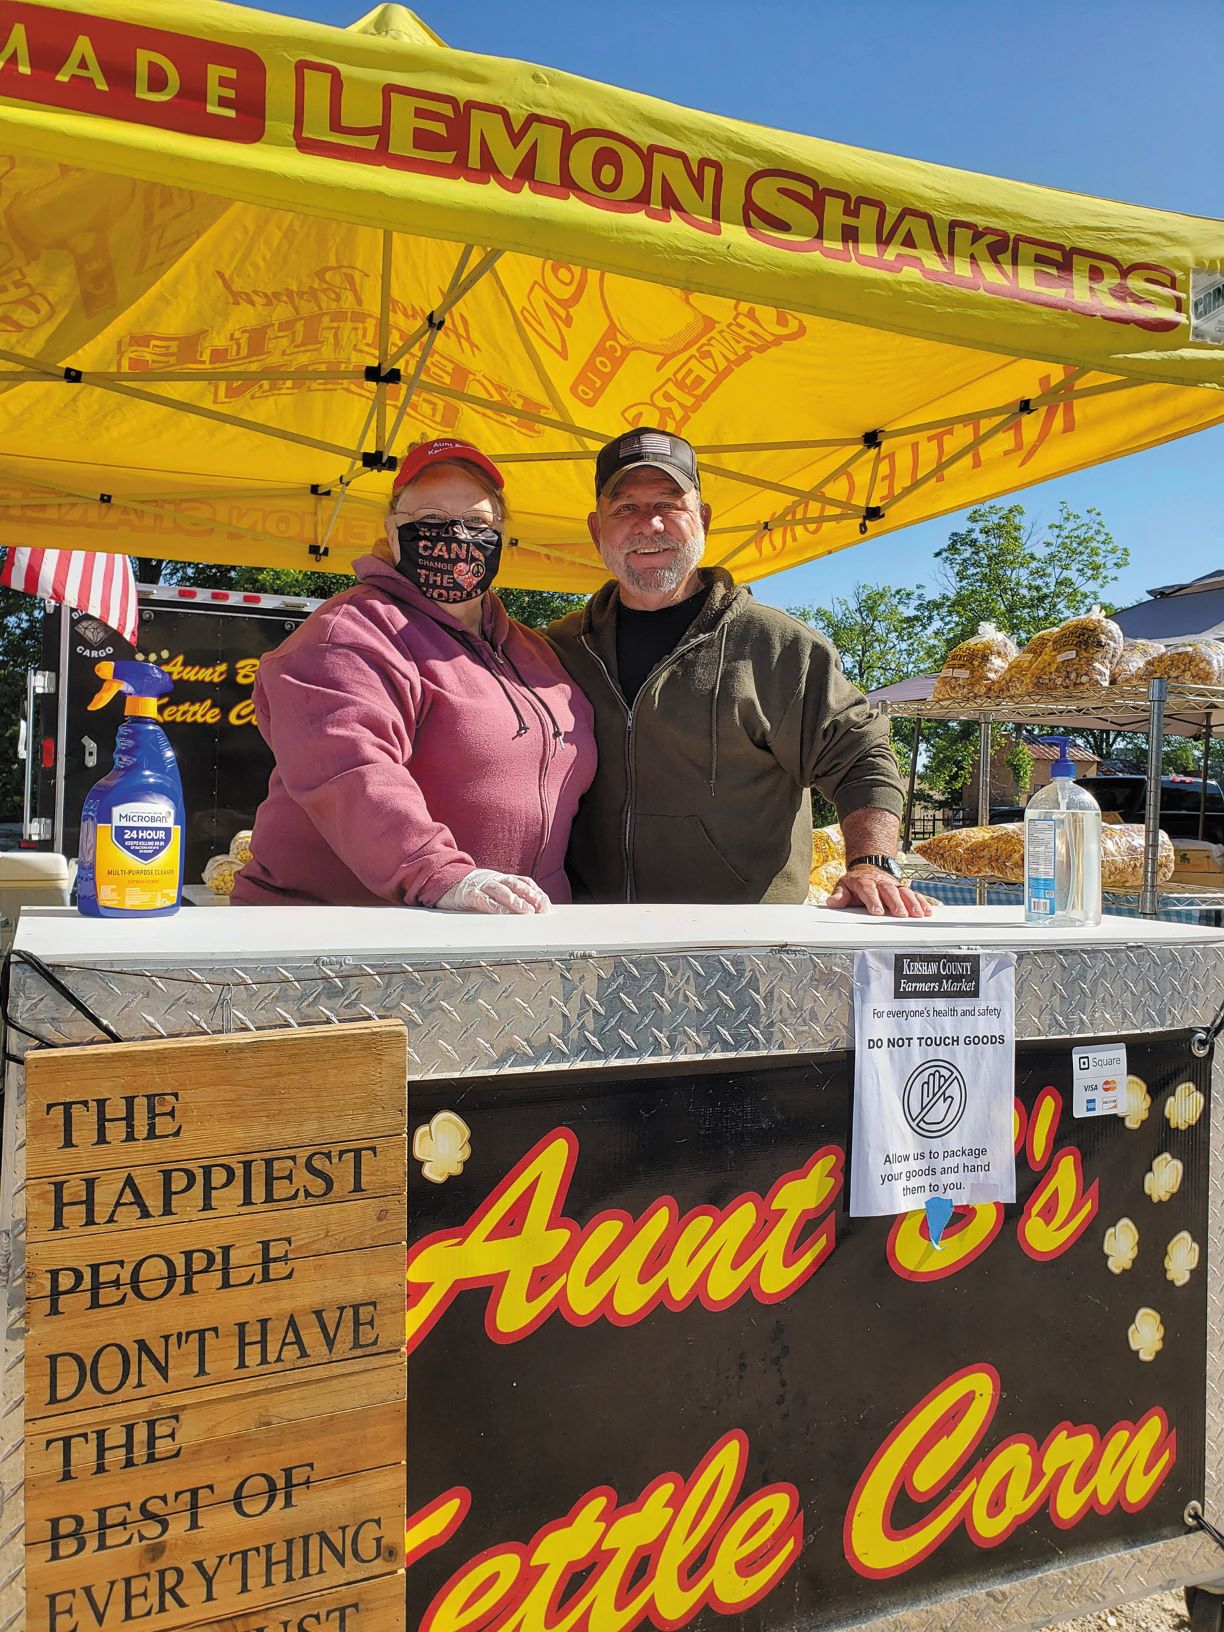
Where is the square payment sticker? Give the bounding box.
[1072,1042,1127,1118]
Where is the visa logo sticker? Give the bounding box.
[1072,1043,1127,1119]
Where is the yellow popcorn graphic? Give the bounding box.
[413,1111,472,1184]
[1165,1081,1206,1131]
[1122,1075,1151,1129]
[1128,1307,1164,1362]
[1103,1217,1139,1274]
[1144,1152,1184,1203]
[1165,1231,1200,1288]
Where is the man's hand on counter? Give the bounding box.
[829,810,934,917]
[826,866,937,918]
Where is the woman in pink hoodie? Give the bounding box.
[233,439,596,914]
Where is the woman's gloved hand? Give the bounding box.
[435,869,551,915]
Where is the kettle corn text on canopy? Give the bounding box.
[0,0,1222,588]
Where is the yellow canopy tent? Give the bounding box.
[0,0,1221,590]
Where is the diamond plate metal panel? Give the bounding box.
[2,937,1223,1632]
[869,1534,1224,1632]
[1,941,1219,1074]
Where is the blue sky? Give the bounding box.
[265,0,1222,616]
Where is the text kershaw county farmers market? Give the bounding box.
[0,7,1184,333]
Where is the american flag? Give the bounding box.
[0,547,138,645]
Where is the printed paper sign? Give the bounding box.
[1072,1040,1127,1118]
[850,950,1016,1216]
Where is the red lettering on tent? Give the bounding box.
[0,4,265,141]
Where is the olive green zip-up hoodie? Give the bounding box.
[546,568,905,904]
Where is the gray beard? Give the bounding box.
[615,530,704,594]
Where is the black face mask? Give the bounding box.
[395,518,503,605]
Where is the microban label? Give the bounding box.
[111,799,175,863]
[95,798,180,910]
[893,952,981,999]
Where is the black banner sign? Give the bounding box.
[404,1034,1208,1631]
[42,599,308,878]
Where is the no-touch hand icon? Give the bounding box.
[903,1059,968,1139]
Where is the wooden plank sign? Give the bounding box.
[23,1022,408,1632]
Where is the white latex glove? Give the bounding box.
[434,868,551,915]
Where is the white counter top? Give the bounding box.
[11,903,1221,967]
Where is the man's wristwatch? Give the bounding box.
[846,854,903,879]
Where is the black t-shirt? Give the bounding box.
[615,588,708,704]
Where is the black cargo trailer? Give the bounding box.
[25,585,321,883]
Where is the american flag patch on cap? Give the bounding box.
[595,427,699,497]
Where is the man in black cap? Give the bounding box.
[546,428,932,915]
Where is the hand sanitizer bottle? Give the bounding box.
[1024,736,1102,927]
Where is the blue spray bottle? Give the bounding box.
[78,661,184,918]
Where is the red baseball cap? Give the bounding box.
[390,438,504,497]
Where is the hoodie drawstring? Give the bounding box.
[367,572,548,743]
[708,623,728,796]
[501,646,563,740]
[450,627,531,738]
[492,666,532,739]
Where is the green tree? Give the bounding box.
[498,588,585,630]
[1071,727,1127,765]
[1072,730,1196,775]
[920,500,1129,652]
[919,728,979,810]
[790,584,925,826]
[1004,738,1035,799]
[1162,739,1200,777]
[913,502,1130,807]
[790,583,922,693]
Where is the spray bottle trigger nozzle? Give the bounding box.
[87,663,123,712]
[87,659,171,711]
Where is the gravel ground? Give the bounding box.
[1061,1589,1189,1631]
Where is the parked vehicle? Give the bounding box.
[25,584,322,883]
[1076,774,1224,845]
[987,777,1224,844]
